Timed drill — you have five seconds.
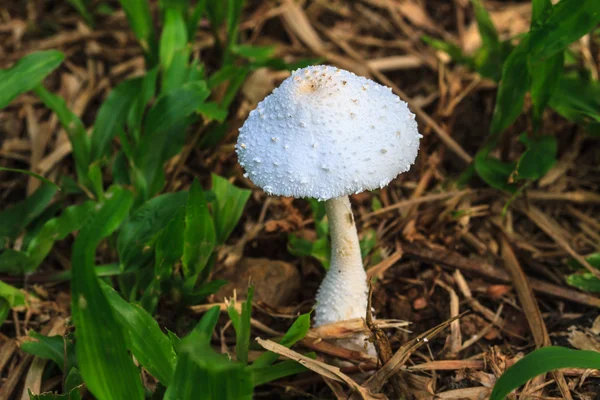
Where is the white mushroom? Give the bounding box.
[236,65,421,349]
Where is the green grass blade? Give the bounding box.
[490,346,600,400]
[0,50,64,108]
[489,39,530,138]
[529,51,564,128]
[0,281,25,325]
[21,331,76,372]
[91,77,143,161]
[182,179,216,284]
[515,134,557,180]
[470,0,499,49]
[531,0,553,27]
[159,7,188,72]
[117,191,188,269]
[118,0,157,64]
[549,76,600,123]
[70,186,144,400]
[251,360,308,386]
[211,174,251,244]
[251,313,310,368]
[67,0,94,26]
[0,167,59,189]
[529,0,600,59]
[155,207,185,282]
[0,183,57,241]
[187,0,207,39]
[32,86,90,182]
[25,201,95,272]
[100,281,177,385]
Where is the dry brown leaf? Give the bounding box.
[256,337,386,400]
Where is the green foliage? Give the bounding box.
[182,179,216,284]
[70,186,145,400]
[491,346,600,400]
[288,200,378,270]
[21,331,77,372]
[28,387,82,400]
[211,174,252,244]
[566,253,600,292]
[101,281,177,385]
[0,281,25,326]
[425,0,600,192]
[118,0,157,64]
[0,50,64,108]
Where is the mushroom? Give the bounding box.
[236,65,421,349]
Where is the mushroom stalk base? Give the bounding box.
[314,196,369,328]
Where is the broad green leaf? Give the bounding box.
[0,50,64,108]
[529,0,600,60]
[71,186,144,400]
[24,201,95,272]
[33,86,90,182]
[251,312,310,368]
[143,81,209,137]
[566,273,600,293]
[516,134,557,180]
[163,306,226,400]
[197,102,228,123]
[91,77,144,161]
[118,0,157,63]
[211,174,251,244]
[118,191,188,269]
[100,281,177,385]
[470,0,499,49]
[474,152,517,193]
[21,331,77,372]
[159,7,188,71]
[569,253,600,270]
[251,360,307,386]
[182,279,227,306]
[155,207,185,282]
[549,76,600,123]
[161,48,191,93]
[128,67,159,137]
[182,179,216,283]
[0,183,57,241]
[489,39,530,137]
[64,367,84,393]
[490,347,600,400]
[531,0,553,28]
[529,51,564,128]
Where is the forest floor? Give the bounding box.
[1,1,599,399]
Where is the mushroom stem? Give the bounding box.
[314,195,369,327]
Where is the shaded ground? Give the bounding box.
[1,1,599,399]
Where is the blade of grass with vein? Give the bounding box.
[0,50,64,108]
[71,186,144,400]
[100,281,177,385]
[490,346,600,400]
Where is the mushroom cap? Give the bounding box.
[236,65,421,201]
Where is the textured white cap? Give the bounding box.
[236,65,421,201]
